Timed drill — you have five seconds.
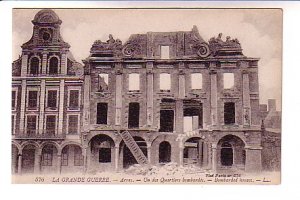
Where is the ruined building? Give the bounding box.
[12,9,265,174]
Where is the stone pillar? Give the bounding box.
[21,54,28,76]
[57,154,62,174]
[41,53,47,75]
[242,71,251,126]
[203,142,208,168]
[146,62,154,127]
[178,63,185,99]
[210,69,218,126]
[58,80,65,136]
[245,146,262,172]
[19,80,27,135]
[18,154,22,175]
[60,53,68,75]
[198,141,203,166]
[83,75,91,132]
[175,100,183,134]
[115,145,119,171]
[147,143,151,164]
[38,80,46,135]
[34,150,41,174]
[179,141,184,166]
[115,67,122,126]
[83,147,88,173]
[207,143,212,169]
[212,143,217,171]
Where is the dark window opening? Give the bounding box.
[28,91,38,109]
[12,91,16,109]
[26,115,37,135]
[47,90,57,109]
[97,103,108,124]
[159,141,171,163]
[45,115,56,135]
[29,57,39,75]
[224,102,235,125]
[221,142,233,166]
[49,57,59,75]
[69,90,79,109]
[128,102,140,128]
[159,110,174,132]
[99,148,111,163]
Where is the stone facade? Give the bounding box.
[12,9,266,175]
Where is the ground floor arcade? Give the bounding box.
[12,131,262,174]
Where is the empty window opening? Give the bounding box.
[26,115,37,135]
[160,73,171,91]
[29,57,39,75]
[223,73,234,89]
[28,91,38,109]
[160,46,170,59]
[191,73,203,89]
[49,57,59,75]
[99,141,112,163]
[69,90,79,109]
[98,74,109,92]
[128,102,140,128]
[183,106,203,132]
[224,102,235,125]
[159,110,174,132]
[97,103,108,124]
[47,90,57,109]
[68,115,78,135]
[159,141,171,163]
[128,73,140,91]
[46,115,56,135]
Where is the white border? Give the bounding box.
[1,1,300,200]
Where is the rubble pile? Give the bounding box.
[124,163,208,176]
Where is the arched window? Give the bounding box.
[49,57,59,75]
[29,57,39,75]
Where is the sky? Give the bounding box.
[12,8,282,109]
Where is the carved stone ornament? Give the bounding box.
[91,34,123,55]
[208,33,242,56]
[122,43,142,57]
[196,43,210,58]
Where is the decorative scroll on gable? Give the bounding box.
[122,34,147,57]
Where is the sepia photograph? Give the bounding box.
[11,8,282,184]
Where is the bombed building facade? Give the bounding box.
[12,9,268,175]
